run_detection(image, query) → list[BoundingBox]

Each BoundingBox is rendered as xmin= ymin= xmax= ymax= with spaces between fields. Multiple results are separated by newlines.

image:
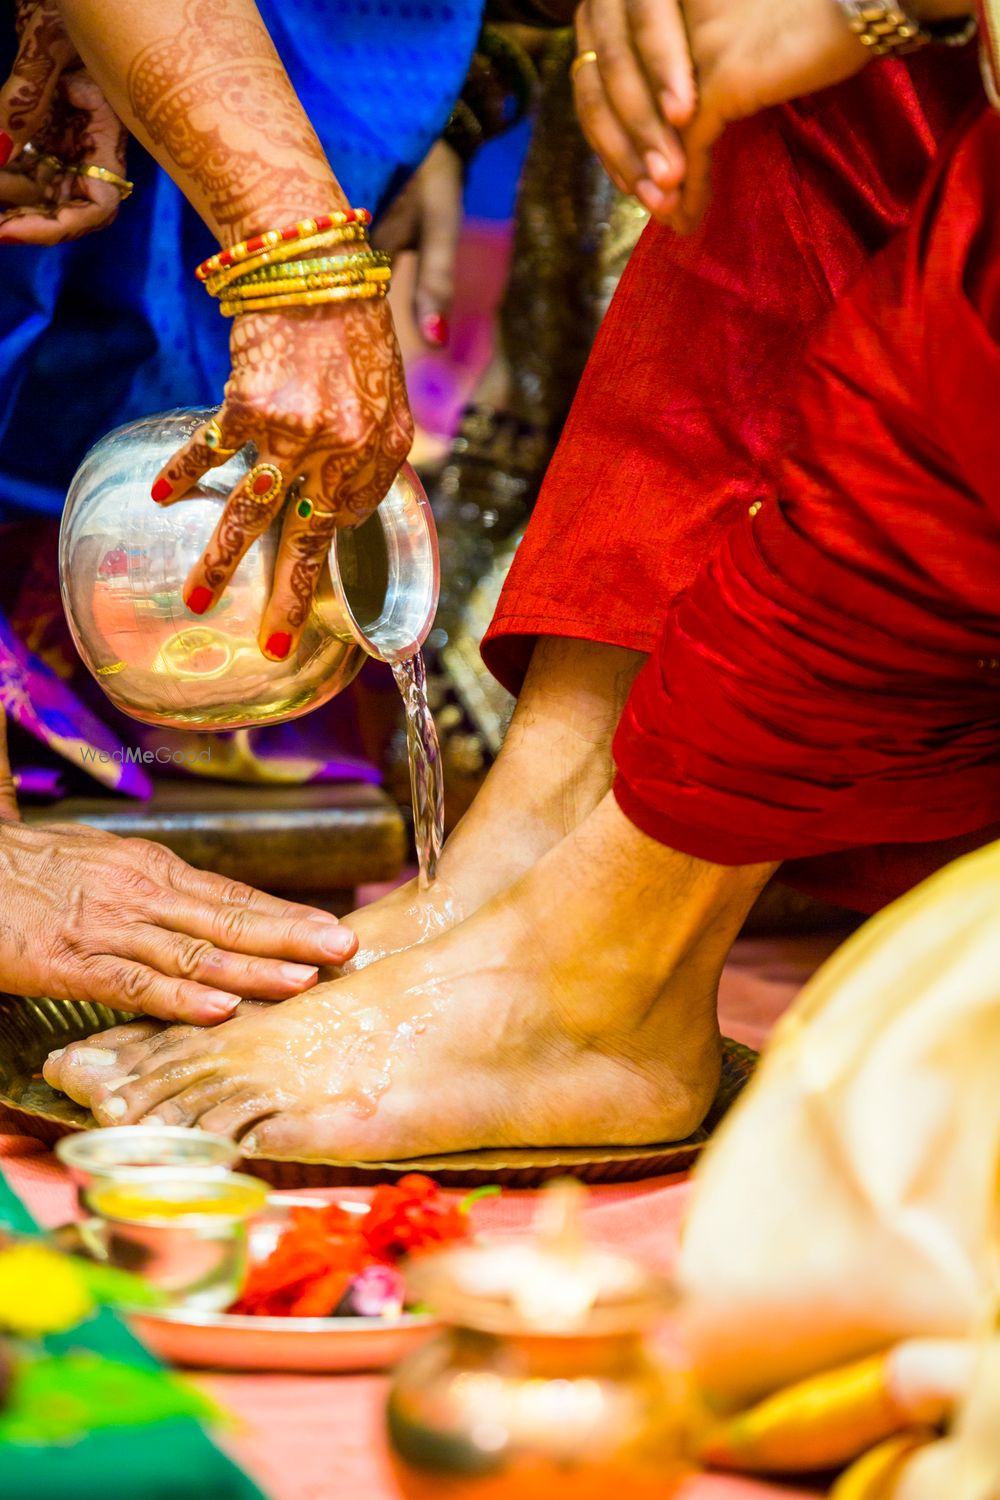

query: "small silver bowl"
xmin=59 ymin=408 xmax=439 ymax=730
xmin=57 ymin=1124 xmax=239 ymax=1212
xmin=84 ymin=1170 xmax=269 ymax=1312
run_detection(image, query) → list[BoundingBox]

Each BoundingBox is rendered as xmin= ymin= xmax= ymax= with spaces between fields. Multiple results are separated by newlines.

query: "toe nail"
xmin=143 ymin=1115 xmax=165 ymax=1125
xmin=73 ymin=1047 xmax=118 ymax=1067
xmin=46 ymin=1048 xmax=65 ymax=1062
xmin=106 ymin=1075 xmax=139 ymax=1091
xmin=100 ymin=1097 xmax=128 ymax=1119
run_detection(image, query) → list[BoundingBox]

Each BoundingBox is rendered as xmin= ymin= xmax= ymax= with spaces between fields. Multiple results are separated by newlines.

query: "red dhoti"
xmin=611 ymin=97 xmax=1000 ymax=896
xmin=482 ymin=50 xmax=989 ymax=911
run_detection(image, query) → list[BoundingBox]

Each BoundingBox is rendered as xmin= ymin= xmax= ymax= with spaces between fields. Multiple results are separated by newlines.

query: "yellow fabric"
xmin=698 ymin=1354 xmax=901 ymax=1473
xmin=679 ymin=839 xmax=1000 ymax=1408
xmin=832 ymin=1433 xmax=937 ymax=1500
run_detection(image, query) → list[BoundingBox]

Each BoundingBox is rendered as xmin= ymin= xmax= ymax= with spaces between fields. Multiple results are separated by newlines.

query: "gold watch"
xmin=836 ymin=0 xmax=976 ymax=55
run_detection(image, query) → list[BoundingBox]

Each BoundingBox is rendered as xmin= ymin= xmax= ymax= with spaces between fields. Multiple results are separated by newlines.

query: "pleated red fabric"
xmin=482 ymin=50 xmax=979 ymax=694
xmin=613 ymin=100 xmax=1000 ymax=886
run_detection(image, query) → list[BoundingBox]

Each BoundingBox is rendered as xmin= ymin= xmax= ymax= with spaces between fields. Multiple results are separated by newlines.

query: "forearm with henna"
xmin=56 ymin=0 xmax=413 ymax=656
xmin=6 ymin=0 xmax=76 ymax=134
xmin=57 ymin=0 xmax=348 ymax=245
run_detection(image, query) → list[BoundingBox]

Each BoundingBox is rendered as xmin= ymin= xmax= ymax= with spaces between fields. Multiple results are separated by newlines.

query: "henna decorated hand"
xmin=373 ymin=140 xmax=464 ymax=348
xmin=151 ymin=298 xmax=414 ymax=661
xmin=0 ymin=0 xmax=129 ymax=243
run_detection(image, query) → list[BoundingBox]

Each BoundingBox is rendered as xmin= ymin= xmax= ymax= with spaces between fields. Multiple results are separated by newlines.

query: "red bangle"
xmin=195 ymin=209 xmax=372 ymax=282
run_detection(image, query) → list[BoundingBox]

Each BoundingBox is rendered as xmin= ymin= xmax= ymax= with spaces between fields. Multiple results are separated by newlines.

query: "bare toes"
xmin=44 ymin=1040 xmax=137 ymax=1104
xmin=134 ymin=1081 xmax=246 ymax=1129
xmin=196 ymin=1091 xmax=283 ymax=1139
xmin=79 ymin=1021 xmax=167 ymax=1049
xmin=242 ymin=1108 xmax=353 ymax=1163
xmin=92 ymin=1059 xmax=220 ymax=1126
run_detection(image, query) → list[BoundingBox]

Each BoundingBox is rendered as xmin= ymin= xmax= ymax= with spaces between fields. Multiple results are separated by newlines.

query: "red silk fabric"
xmin=482 ymin=51 xmax=978 ymax=695
xmin=613 ymin=100 xmax=1000 ymax=879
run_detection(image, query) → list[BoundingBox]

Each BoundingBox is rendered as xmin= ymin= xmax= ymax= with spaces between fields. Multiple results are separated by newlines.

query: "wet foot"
xmin=45 ymin=795 xmax=773 ymax=1159
xmin=341 ymin=639 xmax=647 ymax=969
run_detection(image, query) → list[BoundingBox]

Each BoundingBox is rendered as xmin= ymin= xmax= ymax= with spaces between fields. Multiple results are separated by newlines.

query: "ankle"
xmin=574 ymin=795 xmax=774 ymax=966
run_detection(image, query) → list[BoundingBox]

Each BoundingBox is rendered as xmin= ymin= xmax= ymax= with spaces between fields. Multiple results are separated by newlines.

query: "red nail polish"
xmin=421 ymin=313 xmax=449 ymax=348
xmin=263 ymin=631 xmax=292 ymax=660
xmin=185 ymin=585 xmax=214 ymax=616
xmin=0 ymin=133 xmax=12 ymax=168
xmin=151 ymin=478 xmax=173 ymax=503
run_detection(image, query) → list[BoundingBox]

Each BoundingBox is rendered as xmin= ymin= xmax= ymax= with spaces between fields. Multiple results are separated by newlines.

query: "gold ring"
xmin=294 ymin=496 xmax=339 ymax=523
xmin=34 ymin=150 xmax=64 ymax=183
xmin=245 ymin=462 xmax=285 ymax=507
xmin=202 ymin=417 xmax=240 ymax=459
xmin=70 ymin=162 xmax=134 ymax=199
xmin=570 ymin=49 xmax=599 ymax=81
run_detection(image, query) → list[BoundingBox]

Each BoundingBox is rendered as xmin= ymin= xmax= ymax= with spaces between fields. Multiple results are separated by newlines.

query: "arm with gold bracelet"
xmin=572 ymin=0 xmax=975 ymax=233
xmin=0 ymin=1 xmax=130 ymax=243
xmin=58 ymin=0 xmax=414 ymax=662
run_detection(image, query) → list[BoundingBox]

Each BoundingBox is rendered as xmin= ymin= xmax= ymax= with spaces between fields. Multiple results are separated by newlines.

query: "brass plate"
xmin=129 ymin=1196 xmax=441 ymax=1373
xmin=0 ymin=993 xmax=756 ymax=1188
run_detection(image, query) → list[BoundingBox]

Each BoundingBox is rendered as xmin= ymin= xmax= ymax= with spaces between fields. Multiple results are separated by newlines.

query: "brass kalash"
xmin=60 ymin=408 xmax=439 ymax=731
xmin=387 ymin=1181 xmax=692 ymax=1498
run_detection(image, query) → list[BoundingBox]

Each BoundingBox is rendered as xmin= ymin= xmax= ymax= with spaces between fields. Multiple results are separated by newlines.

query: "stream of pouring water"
xmin=391 ymin=650 xmax=444 ymax=889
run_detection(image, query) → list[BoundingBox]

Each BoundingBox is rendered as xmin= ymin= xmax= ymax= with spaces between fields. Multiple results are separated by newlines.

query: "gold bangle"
xmin=570 ymin=49 xmax=599 ymax=81
xmin=219 ymin=282 xmax=388 ymax=316
xmin=196 ymin=208 xmax=371 ymax=281
xmin=233 ymin=250 xmax=391 ymax=283
xmin=204 ymin=224 xmax=369 ymax=295
xmin=226 ymin=267 xmax=392 ymax=299
xmin=71 ymin=162 xmax=134 ymax=198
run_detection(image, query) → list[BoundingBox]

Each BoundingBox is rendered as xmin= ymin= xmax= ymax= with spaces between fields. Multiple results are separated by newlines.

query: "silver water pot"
xmin=59 ymin=409 xmax=439 ymax=731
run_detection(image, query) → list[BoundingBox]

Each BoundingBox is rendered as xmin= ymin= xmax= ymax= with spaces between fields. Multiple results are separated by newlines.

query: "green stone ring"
xmin=295 ymin=497 xmax=338 ymax=523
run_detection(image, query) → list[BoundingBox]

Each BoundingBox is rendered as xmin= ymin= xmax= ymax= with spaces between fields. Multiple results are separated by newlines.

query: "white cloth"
xmin=679 ymin=840 xmax=1000 ymax=1409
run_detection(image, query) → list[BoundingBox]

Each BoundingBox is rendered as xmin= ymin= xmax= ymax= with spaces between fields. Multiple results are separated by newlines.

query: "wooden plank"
xmin=23 ymin=781 xmax=406 ymax=893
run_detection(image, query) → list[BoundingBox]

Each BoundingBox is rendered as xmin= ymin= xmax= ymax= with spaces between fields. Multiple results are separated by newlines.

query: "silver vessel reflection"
xmin=60 ymin=409 xmax=439 ymax=731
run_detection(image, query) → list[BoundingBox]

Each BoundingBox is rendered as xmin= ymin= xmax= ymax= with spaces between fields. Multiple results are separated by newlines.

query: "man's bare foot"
xmin=45 ymin=795 xmax=773 ymax=1159
xmin=341 ymin=638 xmax=644 ymax=970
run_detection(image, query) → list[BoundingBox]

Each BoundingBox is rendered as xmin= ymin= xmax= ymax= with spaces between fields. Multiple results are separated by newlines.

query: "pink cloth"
xmin=0 ymin=933 xmax=835 ymax=1499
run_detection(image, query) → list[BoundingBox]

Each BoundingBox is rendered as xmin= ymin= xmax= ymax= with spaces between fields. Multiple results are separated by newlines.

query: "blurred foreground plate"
xmin=0 ymin=994 xmax=757 ymax=1188
xmin=125 ymin=1195 xmax=439 ymax=1373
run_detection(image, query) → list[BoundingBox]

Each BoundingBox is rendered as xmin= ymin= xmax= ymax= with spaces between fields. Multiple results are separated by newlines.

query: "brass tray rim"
xmin=0 ymin=994 xmax=755 ymax=1177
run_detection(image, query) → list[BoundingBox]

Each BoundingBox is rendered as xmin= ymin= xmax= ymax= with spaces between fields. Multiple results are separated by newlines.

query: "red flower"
xmin=229 ymin=1179 xmax=472 ymax=1319
xmin=232 ymin=1203 xmax=372 ymax=1318
xmin=361 ymin=1174 xmax=470 ymax=1261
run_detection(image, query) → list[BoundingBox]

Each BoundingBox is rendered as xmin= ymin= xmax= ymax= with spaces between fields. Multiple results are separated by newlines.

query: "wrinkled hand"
xmin=373 ymin=139 xmax=464 ymax=348
xmin=151 ymin=299 xmax=414 ymax=661
xmin=0 ymin=709 xmax=356 ymax=1022
xmin=0 ymin=0 xmax=128 ymax=243
xmin=573 ymin=0 xmax=868 ymax=228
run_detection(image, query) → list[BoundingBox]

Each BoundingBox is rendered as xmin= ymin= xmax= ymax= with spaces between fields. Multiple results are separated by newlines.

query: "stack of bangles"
xmin=195 ymin=208 xmax=391 ymax=316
